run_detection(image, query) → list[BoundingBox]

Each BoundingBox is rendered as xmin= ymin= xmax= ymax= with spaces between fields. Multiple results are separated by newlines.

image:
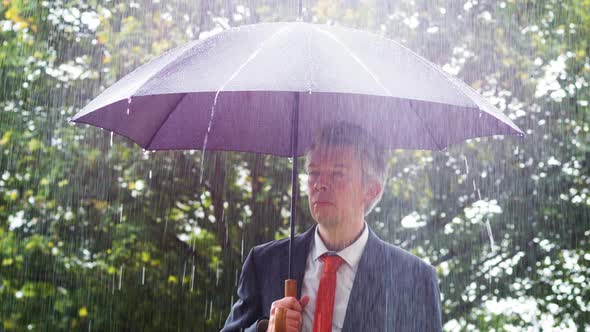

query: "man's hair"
xmin=303 ymin=122 xmax=389 ymax=216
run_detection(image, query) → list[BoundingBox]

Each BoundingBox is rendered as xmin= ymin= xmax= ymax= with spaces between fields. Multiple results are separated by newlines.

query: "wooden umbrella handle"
xmin=275 ymin=279 xmax=297 ymax=332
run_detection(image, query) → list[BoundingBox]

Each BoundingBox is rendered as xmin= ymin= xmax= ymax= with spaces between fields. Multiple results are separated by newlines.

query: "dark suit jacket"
xmin=222 ymin=224 xmax=442 ymax=331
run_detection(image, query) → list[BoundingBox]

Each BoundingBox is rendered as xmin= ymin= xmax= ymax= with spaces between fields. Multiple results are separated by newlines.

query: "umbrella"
xmin=70 ymin=20 xmax=524 ymax=331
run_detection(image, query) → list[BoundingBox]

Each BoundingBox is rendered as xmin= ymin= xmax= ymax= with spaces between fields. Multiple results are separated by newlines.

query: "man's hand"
xmin=266 ymin=296 xmax=310 ymax=332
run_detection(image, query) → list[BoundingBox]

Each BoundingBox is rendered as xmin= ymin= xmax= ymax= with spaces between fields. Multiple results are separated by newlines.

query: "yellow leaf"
xmin=58 ymin=179 xmax=69 ymax=187
xmin=2 ymin=258 xmax=13 ymax=266
xmin=5 ymin=5 xmax=29 ymax=29
xmin=92 ymin=199 xmax=108 ymax=210
xmin=78 ymin=307 xmax=88 ymax=318
xmin=27 ymin=138 xmax=42 ymax=152
xmin=3 ymin=318 xmax=14 ymax=330
xmin=141 ymin=251 xmax=150 ymax=262
xmin=0 ymin=131 xmax=12 ymax=145
xmin=167 ymin=275 xmax=178 ymax=284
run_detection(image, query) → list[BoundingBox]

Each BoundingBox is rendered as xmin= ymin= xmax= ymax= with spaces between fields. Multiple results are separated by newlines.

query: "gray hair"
xmin=303 ymin=122 xmax=389 ymax=216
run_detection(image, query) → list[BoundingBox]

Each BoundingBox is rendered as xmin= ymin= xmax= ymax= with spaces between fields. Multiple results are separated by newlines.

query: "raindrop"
xmin=163 ymin=217 xmax=168 ymax=236
xmin=190 ymin=264 xmax=195 ymax=291
xmin=182 ymin=261 xmax=186 ymax=286
xmin=126 ymin=96 xmax=132 ymax=115
xmin=241 ymin=236 xmax=244 ymax=262
xmin=209 ymin=300 xmax=213 ymax=320
xmin=225 ymin=220 xmax=228 ymax=245
xmin=149 ymin=170 xmax=152 ymax=179
xmin=384 ymin=291 xmax=388 ymax=330
xmin=141 ymin=265 xmax=145 ymax=285
xmin=463 ymin=155 xmax=469 ymax=174
xmin=119 ymin=205 xmax=123 ymax=223
xmin=216 ymin=260 xmax=220 ymax=286
xmin=118 ymin=264 xmax=123 ymax=290
xmin=110 ymin=131 xmax=113 ymax=147
xmin=485 ymin=218 xmax=496 ymax=251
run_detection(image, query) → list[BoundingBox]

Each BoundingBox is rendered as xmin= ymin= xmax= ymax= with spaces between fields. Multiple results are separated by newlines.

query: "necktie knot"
xmin=320 ymin=254 xmax=344 ymax=274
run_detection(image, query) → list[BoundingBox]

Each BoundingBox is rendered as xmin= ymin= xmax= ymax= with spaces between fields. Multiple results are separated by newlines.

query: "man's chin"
xmin=314 ymin=216 xmax=340 ymax=228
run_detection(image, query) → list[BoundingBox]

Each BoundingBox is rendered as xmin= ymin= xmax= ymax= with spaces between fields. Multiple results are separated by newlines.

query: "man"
xmin=222 ymin=122 xmax=442 ymax=332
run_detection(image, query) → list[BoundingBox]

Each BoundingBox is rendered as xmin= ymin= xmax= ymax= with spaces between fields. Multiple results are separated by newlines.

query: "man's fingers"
xmin=285 ymin=309 xmax=302 ymax=320
xmin=272 ymin=308 xmax=302 ymax=322
xmin=269 ymin=308 xmax=301 ymax=332
xmin=271 ymin=297 xmax=303 ymax=312
xmin=268 ymin=296 xmax=309 ymax=331
xmin=300 ymin=295 xmax=310 ymax=309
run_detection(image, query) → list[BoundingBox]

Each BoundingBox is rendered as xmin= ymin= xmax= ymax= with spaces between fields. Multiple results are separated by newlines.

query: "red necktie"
xmin=313 ymin=254 xmax=344 ymax=332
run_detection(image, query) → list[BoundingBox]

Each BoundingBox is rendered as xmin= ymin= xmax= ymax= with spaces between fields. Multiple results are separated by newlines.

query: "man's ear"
xmin=364 ymin=180 xmax=382 ymax=203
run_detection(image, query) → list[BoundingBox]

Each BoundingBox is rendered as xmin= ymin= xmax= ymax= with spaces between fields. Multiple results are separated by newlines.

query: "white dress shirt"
xmin=300 ymin=222 xmax=369 ymax=332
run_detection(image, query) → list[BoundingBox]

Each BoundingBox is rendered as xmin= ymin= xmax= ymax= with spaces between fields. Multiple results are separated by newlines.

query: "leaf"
xmin=27 ymin=138 xmax=42 ymax=152
xmin=0 ymin=131 xmax=12 ymax=145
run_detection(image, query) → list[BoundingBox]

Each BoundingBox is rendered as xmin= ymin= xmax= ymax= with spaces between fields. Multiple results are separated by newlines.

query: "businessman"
xmin=222 ymin=122 xmax=442 ymax=331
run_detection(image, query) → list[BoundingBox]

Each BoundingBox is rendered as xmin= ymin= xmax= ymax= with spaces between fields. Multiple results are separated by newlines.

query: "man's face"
xmin=306 ymin=144 xmax=367 ymax=227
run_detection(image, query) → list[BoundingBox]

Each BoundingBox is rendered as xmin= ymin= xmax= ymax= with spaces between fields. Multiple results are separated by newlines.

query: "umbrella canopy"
xmin=70 ymin=21 xmax=525 ymax=294
xmin=71 ymin=21 xmax=524 ymax=156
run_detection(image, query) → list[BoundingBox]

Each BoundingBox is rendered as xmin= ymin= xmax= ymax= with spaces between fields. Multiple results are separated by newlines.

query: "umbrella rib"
xmin=144 ymin=93 xmax=189 ymax=149
xmin=200 ymin=24 xmax=295 ymax=154
xmin=144 ymin=25 xmax=294 ymax=151
xmin=370 ymin=32 xmax=523 ymax=135
xmin=213 ymin=24 xmax=294 ymax=94
xmin=311 ymin=25 xmax=443 ymax=150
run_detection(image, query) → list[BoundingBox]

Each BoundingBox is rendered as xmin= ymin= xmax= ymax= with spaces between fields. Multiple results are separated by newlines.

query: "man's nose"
xmin=313 ymin=175 xmax=329 ymax=191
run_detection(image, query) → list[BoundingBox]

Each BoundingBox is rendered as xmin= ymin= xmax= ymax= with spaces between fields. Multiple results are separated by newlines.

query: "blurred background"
xmin=0 ymin=0 xmax=588 ymax=330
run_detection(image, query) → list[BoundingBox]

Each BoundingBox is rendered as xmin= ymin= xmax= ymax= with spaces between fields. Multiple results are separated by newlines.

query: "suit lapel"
xmin=341 ymin=226 xmax=386 ymax=332
xmin=277 ymin=224 xmax=388 ymax=330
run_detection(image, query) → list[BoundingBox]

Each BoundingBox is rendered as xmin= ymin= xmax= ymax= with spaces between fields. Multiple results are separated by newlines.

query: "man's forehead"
xmin=307 ymin=145 xmax=359 ymax=166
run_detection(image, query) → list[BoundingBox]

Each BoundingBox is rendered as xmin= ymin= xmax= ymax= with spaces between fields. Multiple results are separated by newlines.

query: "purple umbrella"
xmin=70 ymin=21 xmax=524 ymax=324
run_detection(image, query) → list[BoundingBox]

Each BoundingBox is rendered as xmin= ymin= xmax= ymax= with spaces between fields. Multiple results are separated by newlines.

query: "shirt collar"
xmin=312 ymin=221 xmax=369 ymax=270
